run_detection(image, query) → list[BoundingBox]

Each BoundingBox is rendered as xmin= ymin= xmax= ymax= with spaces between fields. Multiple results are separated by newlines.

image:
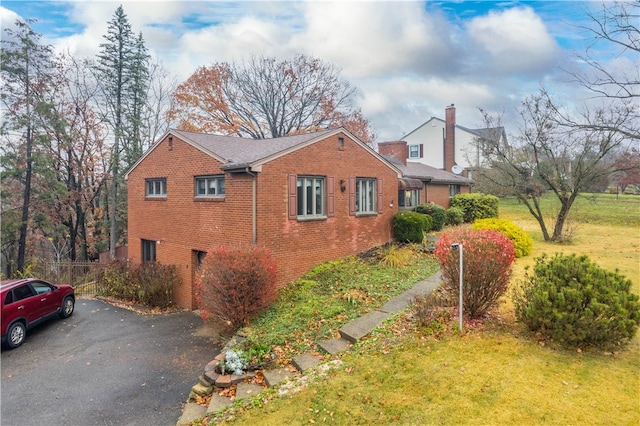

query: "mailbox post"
xmin=451 ymin=243 xmax=463 ymax=331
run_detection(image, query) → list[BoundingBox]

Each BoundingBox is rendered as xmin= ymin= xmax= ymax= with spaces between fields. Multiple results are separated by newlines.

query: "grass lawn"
xmin=202 ymin=194 xmax=640 ymax=426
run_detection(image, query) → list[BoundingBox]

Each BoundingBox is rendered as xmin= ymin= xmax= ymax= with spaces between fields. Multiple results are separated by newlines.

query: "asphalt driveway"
xmin=1 ymin=298 xmax=222 ymax=426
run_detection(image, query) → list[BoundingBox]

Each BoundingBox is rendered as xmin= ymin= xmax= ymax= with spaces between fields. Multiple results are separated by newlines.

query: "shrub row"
xmin=95 ymin=260 xmax=178 ymax=308
xmin=450 ymin=193 xmax=499 ymax=223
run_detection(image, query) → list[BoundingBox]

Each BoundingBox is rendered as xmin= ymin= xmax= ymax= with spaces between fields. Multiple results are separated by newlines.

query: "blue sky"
xmin=0 ymin=1 xmax=621 ymax=141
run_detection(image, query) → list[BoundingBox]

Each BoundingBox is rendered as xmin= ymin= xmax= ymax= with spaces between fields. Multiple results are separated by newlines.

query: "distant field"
xmin=499 ymin=193 xmax=640 ymax=227
xmin=499 ymin=193 xmax=640 ymax=295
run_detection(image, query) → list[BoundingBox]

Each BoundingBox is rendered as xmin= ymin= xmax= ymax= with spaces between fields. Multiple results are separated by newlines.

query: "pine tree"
xmin=1 ymin=19 xmax=55 ymax=275
xmin=95 ymin=5 xmax=149 ymax=259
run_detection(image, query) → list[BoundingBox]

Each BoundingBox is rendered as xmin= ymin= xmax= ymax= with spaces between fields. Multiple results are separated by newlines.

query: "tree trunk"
xmin=17 ymin=122 xmax=33 ymax=273
xmin=109 ymin=135 xmax=119 ymax=259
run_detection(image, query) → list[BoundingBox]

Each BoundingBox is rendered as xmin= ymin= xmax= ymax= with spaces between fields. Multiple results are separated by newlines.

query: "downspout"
xmin=245 ymin=168 xmax=257 ymax=244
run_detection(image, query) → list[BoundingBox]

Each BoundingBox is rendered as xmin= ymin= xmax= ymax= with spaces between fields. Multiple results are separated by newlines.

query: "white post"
xmin=459 ymin=243 xmax=463 ymax=331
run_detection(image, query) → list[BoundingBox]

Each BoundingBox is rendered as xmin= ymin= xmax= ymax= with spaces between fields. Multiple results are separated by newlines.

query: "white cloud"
xmin=466 ymin=7 xmax=560 ymax=74
xmin=293 ymin=1 xmax=457 ymax=78
xmin=2 ymin=1 xmax=598 ymax=142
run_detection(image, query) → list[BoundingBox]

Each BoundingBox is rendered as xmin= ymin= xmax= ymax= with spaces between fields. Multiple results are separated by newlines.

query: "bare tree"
xmin=168 ymin=54 xmax=375 ymax=143
xmin=140 ymin=59 xmax=176 ymax=147
xmin=37 ymin=53 xmax=109 ymax=261
xmin=477 ymin=90 xmax=631 ymax=242
xmin=567 ymin=0 xmax=639 ymax=140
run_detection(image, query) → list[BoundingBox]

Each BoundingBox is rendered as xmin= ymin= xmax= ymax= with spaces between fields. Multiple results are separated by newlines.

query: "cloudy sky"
xmin=0 ymin=1 xmax=621 ymax=141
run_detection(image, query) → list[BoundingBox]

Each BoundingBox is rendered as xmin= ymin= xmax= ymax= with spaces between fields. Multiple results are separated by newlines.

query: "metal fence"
xmin=34 ymin=261 xmax=102 ymax=297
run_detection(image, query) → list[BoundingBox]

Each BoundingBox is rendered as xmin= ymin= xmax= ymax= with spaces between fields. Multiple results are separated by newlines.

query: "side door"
xmin=6 ymin=284 xmax=38 ymax=324
xmin=30 ymin=281 xmax=60 ymax=319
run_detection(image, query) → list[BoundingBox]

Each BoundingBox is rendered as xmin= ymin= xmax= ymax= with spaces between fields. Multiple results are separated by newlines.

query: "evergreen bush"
xmin=393 ymin=211 xmax=432 ymax=243
xmin=450 ymin=193 xmax=499 ymax=223
xmin=472 ymin=218 xmax=533 ymax=257
xmin=513 ymin=253 xmax=640 ymax=347
xmin=196 ymin=245 xmax=278 ymax=330
xmin=445 ymin=206 xmax=464 ymax=226
xmin=434 ymin=227 xmax=515 ymax=318
xmin=416 ymin=203 xmax=447 ymax=231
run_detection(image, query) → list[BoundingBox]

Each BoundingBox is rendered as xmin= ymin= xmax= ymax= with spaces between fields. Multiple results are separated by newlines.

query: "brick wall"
xmin=377 ymin=141 xmax=408 ymax=165
xmin=425 ymin=183 xmax=470 ymax=208
xmin=127 ymin=132 xmax=399 ymax=309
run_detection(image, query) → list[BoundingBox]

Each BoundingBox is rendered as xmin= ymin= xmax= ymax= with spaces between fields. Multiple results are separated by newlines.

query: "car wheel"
xmin=7 ymin=322 xmax=26 ymax=349
xmin=59 ymin=296 xmax=75 ymax=318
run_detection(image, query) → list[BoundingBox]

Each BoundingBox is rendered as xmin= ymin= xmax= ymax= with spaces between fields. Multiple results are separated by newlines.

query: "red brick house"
xmin=378 ymin=140 xmax=472 ymax=209
xmin=125 ymin=128 xmax=403 ymax=309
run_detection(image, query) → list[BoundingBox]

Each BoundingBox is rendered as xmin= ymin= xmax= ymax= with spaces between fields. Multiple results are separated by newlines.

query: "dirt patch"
xmin=193 ymin=320 xmax=229 ymax=343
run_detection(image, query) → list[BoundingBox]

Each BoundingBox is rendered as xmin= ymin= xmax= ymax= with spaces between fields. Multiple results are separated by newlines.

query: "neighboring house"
xmin=378 ymin=141 xmax=472 ymax=209
xmin=125 ymin=128 xmax=403 ymax=309
xmin=401 ymin=104 xmax=507 ymax=179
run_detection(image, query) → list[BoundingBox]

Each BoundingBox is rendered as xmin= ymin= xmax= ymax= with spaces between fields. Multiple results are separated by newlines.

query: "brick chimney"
xmin=378 ymin=141 xmax=408 ymax=166
xmin=444 ymin=104 xmax=456 ymax=172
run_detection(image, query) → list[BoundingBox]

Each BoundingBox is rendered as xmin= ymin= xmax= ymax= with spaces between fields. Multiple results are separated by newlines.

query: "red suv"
xmin=1 ymin=278 xmax=75 ymax=349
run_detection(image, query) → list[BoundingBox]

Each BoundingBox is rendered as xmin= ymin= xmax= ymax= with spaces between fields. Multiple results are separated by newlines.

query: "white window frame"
xmin=195 ymin=175 xmax=225 ymax=198
xmin=449 ymin=184 xmax=461 ymax=197
xmin=146 ymin=178 xmax=166 ymax=197
xmin=297 ymin=176 xmax=326 ymax=219
xmin=409 ymin=144 xmax=420 ymax=158
xmin=356 ymin=178 xmax=376 ymax=214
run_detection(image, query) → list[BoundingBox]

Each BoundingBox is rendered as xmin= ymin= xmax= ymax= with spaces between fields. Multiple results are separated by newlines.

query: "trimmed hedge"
xmin=393 ymin=211 xmax=432 ymax=243
xmin=450 ymin=193 xmax=499 ymax=223
xmin=445 ymin=207 xmax=464 ymax=226
xmin=416 ymin=203 xmax=447 ymax=231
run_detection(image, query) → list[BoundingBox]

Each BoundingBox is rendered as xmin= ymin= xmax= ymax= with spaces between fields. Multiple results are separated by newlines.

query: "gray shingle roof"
xmin=171 ymin=128 xmax=336 ymax=169
xmin=403 ymin=162 xmax=472 ymax=184
xmin=381 ymin=155 xmax=472 ymax=184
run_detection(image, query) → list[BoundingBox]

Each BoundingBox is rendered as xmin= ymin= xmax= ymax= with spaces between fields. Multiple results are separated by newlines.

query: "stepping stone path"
xmin=177 ymin=271 xmax=442 ymax=425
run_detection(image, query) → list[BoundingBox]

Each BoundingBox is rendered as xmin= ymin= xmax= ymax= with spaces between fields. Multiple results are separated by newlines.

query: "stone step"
xmin=339 ymin=310 xmax=389 ymax=343
xmin=235 ymin=382 xmax=265 ymax=400
xmin=292 ymin=352 xmax=323 ymax=372
xmin=206 ymin=393 xmax=233 ymax=415
xmin=317 ymin=338 xmax=351 ymax=355
xmin=177 ymin=402 xmax=207 ymax=425
xmin=262 ymin=368 xmax=297 ymax=388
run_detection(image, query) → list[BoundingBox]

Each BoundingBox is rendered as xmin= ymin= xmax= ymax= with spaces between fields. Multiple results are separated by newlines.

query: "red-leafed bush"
xmin=434 ymin=227 xmax=516 ymax=318
xmin=195 ymin=245 xmax=278 ymax=330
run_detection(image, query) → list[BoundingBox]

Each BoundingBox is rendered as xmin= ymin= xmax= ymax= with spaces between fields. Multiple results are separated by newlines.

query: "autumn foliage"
xmin=167 ymin=54 xmax=376 ymax=144
xmin=196 ymin=245 xmax=278 ymax=330
xmin=434 ymin=228 xmax=515 ymax=319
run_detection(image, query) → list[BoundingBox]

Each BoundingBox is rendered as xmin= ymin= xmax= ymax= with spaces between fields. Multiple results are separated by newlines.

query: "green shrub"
xmin=472 ymin=218 xmax=533 ymax=257
xmin=450 ymin=193 xmax=499 ymax=223
xmin=445 ymin=207 xmax=464 ymax=226
xmin=434 ymin=227 xmax=516 ymax=319
xmin=393 ymin=211 xmax=432 ymax=243
xmin=513 ymin=253 xmax=640 ymax=348
xmin=416 ymin=203 xmax=447 ymax=231
xmin=196 ymin=245 xmax=278 ymax=330
xmin=95 ymin=260 xmax=177 ymax=308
